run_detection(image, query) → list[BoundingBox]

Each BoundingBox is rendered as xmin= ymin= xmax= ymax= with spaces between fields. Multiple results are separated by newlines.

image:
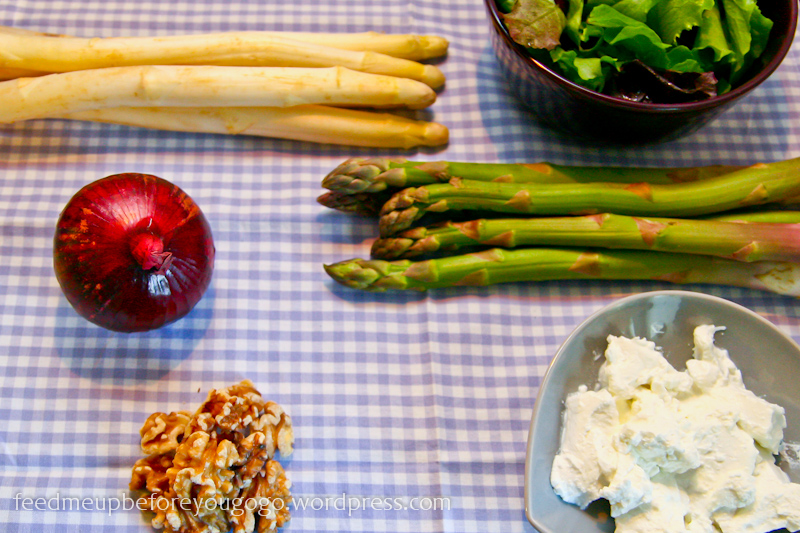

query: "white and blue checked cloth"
xmin=1 ymin=1 xmax=800 ymax=532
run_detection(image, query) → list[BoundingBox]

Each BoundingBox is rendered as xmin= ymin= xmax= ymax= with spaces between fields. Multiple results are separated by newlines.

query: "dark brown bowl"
xmin=486 ymin=0 xmax=798 ymax=144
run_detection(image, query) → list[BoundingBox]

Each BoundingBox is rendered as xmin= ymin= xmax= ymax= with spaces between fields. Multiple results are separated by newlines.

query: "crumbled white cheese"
xmin=550 ymin=387 xmax=625 ymax=510
xmin=714 ymin=452 xmax=800 ymax=533
xmin=598 ymin=335 xmax=693 ymax=399
xmin=550 ymin=325 xmax=799 ymax=533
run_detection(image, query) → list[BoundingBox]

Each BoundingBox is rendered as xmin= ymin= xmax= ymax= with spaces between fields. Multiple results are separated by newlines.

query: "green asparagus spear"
xmin=378 ymin=159 xmax=800 ymax=236
xmin=317 ymin=190 xmax=392 ymax=216
xmin=321 ymin=157 xmax=743 ymax=195
xmin=370 ymin=212 xmax=800 ymax=261
xmin=324 ymin=247 xmax=800 ymax=295
xmin=704 ymin=210 xmax=800 ymax=223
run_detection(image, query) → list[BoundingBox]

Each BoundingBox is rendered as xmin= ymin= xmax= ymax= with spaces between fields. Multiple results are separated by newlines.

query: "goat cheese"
xmin=550 ymin=325 xmax=800 ymax=533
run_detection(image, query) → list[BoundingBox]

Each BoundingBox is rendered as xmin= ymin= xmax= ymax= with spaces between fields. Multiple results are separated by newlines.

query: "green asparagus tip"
xmin=317 ymin=191 xmax=386 ymax=216
xmin=324 ymin=260 xmax=382 ymax=290
xmin=322 ymin=157 xmax=390 ymax=194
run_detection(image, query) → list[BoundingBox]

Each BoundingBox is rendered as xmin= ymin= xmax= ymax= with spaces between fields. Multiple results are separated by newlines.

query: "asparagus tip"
xmin=418 ymin=35 xmax=449 ymax=58
xmin=421 ymin=121 xmax=449 ymax=147
xmin=317 ymin=191 xmax=383 ymax=216
xmin=422 ymin=65 xmax=446 ymax=90
xmin=324 ymin=259 xmax=386 ymax=291
xmin=379 ymin=206 xmax=421 ymax=236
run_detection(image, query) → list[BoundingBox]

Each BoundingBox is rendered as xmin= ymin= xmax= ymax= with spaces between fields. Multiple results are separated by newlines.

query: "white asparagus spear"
xmin=0 ymin=25 xmax=67 ymax=36
xmin=0 ymin=66 xmax=46 ymax=80
xmin=0 ymin=65 xmax=437 ymax=124
xmin=58 ymin=105 xmax=449 ymax=148
xmin=0 ymin=30 xmax=445 ymax=88
xmin=265 ymin=31 xmax=448 ymax=60
xmin=0 ymin=26 xmax=449 ymax=61
xmin=0 ymin=28 xmax=50 ymax=79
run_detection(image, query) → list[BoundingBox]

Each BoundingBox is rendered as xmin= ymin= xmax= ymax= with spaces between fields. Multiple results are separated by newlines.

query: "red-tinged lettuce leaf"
xmin=647 ymin=0 xmax=714 ymax=44
xmin=611 ymin=59 xmax=718 ymax=102
xmin=502 ymin=0 xmax=567 ymax=50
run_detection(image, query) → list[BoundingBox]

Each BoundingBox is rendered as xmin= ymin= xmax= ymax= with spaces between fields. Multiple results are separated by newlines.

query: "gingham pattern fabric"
xmin=1 ymin=1 xmax=799 ymax=532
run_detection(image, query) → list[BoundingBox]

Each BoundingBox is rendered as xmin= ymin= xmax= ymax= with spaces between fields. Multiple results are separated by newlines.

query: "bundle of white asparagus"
xmin=0 ymin=25 xmax=449 ymax=148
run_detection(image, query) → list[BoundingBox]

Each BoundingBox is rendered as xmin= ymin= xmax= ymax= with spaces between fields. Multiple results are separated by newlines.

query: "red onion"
xmin=53 ymin=173 xmax=215 ymax=332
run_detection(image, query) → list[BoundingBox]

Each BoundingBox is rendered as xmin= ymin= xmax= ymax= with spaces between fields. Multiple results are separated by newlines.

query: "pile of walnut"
xmin=130 ymin=380 xmax=294 ymax=533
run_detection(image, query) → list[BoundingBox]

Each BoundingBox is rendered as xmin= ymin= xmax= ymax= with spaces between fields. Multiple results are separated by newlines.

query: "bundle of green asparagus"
xmin=318 ymin=157 xmax=800 ymax=295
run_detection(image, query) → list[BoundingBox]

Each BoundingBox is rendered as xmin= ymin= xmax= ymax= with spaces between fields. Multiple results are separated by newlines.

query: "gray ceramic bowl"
xmin=486 ymin=0 xmax=798 ymax=143
xmin=525 ymin=290 xmax=800 ymax=533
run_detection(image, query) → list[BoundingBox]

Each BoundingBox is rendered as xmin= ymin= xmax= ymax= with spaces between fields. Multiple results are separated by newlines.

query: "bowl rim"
xmin=523 ymin=289 xmax=800 ymax=531
xmin=486 ymin=0 xmax=799 ymax=113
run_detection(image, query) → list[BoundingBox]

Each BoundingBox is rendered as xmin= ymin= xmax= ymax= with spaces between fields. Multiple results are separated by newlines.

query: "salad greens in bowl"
xmin=486 ymin=0 xmax=797 ymax=142
xmin=500 ymin=0 xmax=774 ymax=103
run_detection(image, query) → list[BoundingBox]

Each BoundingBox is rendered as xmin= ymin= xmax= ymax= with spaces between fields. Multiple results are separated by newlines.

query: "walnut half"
xmin=140 ymin=411 xmax=192 ymax=455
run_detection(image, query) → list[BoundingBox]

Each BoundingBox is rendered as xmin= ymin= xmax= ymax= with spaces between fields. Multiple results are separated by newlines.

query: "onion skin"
xmin=53 ymin=173 xmax=215 ymax=332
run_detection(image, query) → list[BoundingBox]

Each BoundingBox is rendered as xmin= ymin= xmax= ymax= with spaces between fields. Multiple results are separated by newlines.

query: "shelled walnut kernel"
xmin=130 ymin=380 xmax=293 ymax=533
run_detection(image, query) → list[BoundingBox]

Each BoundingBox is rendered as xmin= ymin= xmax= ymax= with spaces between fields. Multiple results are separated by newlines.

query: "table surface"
xmin=2 ymin=1 xmax=800 ymax=532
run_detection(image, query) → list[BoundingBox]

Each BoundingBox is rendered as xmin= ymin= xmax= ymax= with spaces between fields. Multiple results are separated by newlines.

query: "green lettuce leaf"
xmin=719 ymin=0 xmax=755 ymax=71
xmin=647 ymin=0 xmax=714 ymax=44
xmin=720 ymin=0 xmax=773 ymax=83
xmin=609 ymin=0 xmax=661 ymax=22
xmin=497 ymin=0 xmax=518 ymax=12
xmin=563 ymin=0 xmax=585 ymax=45
xmin=586 ymin=0 xmax=616 ymax=8
xmin=747 ymin=5 xmax=773 ymax=62
xmin=550 ymin=48 xmax=619 ymax=91
xmin=502 ymin=0 xmax=567 ymax=50
xmin=578 ymin=21 xmax=606 ymax=43
xmin=587 ymin=5 xmax=706 ymax=72
xmin=587 ymin=5 xmax=667 ymax=46
xmin=694 ymin=3 xmax=733 ymax=62
xmin=665 ymin=46 xmax=706 ymax=72
xmin=587 ymin=6 xmax=669 ymax=66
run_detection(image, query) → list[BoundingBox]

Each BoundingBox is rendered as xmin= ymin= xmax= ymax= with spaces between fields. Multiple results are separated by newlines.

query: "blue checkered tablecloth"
xmin=1 ymin=1 xmax=800 ymax=532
